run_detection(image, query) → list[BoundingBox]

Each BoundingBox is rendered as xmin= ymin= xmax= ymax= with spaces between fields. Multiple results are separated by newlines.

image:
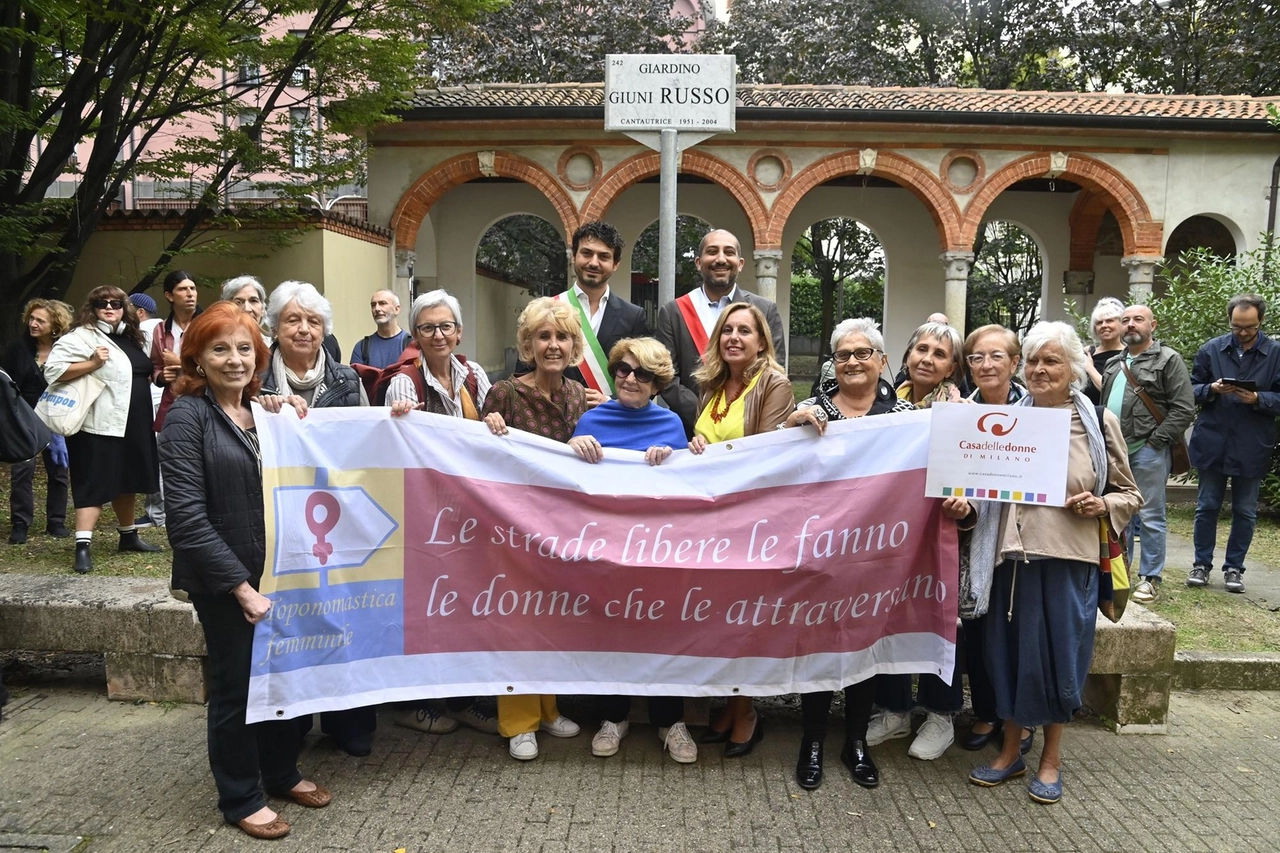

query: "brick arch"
xmin=961 ymin=153 xmax=1161 ymax=257
xmin=766 ymin=151 xmax=962 ymax=251
xmin=1068 ymin=190 xmax=1114 ymax=269
xmin=390 ymin=151 xmax=579 ymax=252
xmin=580 ymin=150 xmax=770 ymax=249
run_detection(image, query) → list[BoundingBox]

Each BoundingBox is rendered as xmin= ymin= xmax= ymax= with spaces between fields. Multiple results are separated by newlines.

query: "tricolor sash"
xmin=676 ymin=292 xmax=711 ymax=357
xmin=558 ymin=289 xmax=613 ymax=395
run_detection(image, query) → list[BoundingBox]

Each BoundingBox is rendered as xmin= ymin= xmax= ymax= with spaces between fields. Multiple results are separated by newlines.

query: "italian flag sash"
xmin=676 ymin=292 xmax=711 ymax=358
xmin=559 ymin=289 xmax=614 ymax=395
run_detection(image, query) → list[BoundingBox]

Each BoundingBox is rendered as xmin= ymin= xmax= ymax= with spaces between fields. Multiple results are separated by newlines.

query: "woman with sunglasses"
xmin=566 ymin=337 xmax=694 ymax=764
xmin=44 ymin=286 xmax=163 ymax=573
xmin=779 ymin=318 xmax=913 ymax=791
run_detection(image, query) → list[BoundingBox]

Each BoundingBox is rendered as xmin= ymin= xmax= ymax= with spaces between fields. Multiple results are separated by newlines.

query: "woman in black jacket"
xmin=161 ymin=302 xmax=331 ymax=841
xmin=4 ymin=299 xmax=72 ymax=544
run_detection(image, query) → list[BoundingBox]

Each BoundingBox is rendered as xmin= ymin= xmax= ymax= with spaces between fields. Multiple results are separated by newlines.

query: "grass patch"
xmin=0 ymin=466 xmax=168 ymax=579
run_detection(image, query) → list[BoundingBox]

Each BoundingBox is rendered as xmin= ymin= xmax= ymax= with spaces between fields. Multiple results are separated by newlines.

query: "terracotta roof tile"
xmin=406 ymin=83 xmax=1276 ymax=124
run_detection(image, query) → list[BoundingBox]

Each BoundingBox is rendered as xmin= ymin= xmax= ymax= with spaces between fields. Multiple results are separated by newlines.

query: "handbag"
xmin=0 ymin=367 xmax=51 ymax=463
xmin=1119 ymin=361 xmax=1191 ymax=475
xmin=1093 ymin=405 xmax=1133 ymax=622
xmin=35 ymin=371 xmax=106 ymax=436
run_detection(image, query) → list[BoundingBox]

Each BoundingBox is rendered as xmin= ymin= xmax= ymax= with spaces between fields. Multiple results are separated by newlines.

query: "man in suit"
xmin=657 ymin=228 xmax=786 ymax=434
xmin=553 ymin=220 xmax=650 ymax=406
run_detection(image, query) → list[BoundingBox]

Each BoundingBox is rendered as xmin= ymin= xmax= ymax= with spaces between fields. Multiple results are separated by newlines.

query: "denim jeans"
xmin=1194 ymin=468 xmax=1261 ymax=572
xmin=1126 ymin=443 xmax=1170 ymax=581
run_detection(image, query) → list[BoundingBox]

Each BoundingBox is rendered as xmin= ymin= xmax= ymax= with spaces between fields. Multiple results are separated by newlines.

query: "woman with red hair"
xmin=161 ymin=302 xmax=330 ymax=840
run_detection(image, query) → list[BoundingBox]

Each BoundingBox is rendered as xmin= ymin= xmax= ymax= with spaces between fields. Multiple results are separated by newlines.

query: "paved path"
xmin=2 ymin=680 xmax=1279 ymax=853
xmin=1165 ymin=530 xmax=1280 ymax=608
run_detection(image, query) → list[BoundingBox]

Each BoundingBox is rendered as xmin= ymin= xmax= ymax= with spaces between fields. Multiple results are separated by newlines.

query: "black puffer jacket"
xmin=259 ymin=350 xmax=363 ymax=409
xmin=160 ymin=392 xmax=265 ymax=595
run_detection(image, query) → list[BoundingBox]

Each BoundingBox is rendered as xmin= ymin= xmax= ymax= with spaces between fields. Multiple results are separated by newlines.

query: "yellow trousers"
xmin=497 ymin=694 xmax=561 ymax=738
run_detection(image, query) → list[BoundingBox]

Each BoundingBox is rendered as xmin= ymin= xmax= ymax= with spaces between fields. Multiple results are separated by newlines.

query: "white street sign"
xmin=605 ymin=54 xmax=736 ymax=133
xmin=272 ymin=484 xmax=398 ymax=575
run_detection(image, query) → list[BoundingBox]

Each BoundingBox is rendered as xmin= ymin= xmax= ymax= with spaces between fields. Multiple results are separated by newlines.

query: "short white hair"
xmin=1089 ymin=297 xmax=1125 ymax=341
xmin=409 ymin=289 xmax=463 ymax=330
xmin=1022 ymin=321 xmax=1088 ymax=389
xmin=373 ymin=289 xmax=400 ymax=308
xmin=831 ymin=317 xmax=885 ymax=353
xmin=267 ymin=280 xmax=333 ymax=335
xmin=221 ymin=275 xmax=265 ymax=303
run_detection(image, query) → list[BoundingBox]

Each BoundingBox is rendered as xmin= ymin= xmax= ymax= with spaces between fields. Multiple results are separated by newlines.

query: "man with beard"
xmin=1099 ymin=303 xmax=1194 ymax=603
xmin=656 ymin=228 xmax=785 ymax=434
xmin=351 ymin=290 xmax=412 ymax=370
xmin=1188 ymin=294 xmax=1280 ymax=594
xmin=545 ymin=221 xmax=649 ymax=407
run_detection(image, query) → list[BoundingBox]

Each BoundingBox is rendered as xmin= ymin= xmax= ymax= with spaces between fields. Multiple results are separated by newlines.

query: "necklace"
xmin=709 ymin=382 xmax=746 ymax=423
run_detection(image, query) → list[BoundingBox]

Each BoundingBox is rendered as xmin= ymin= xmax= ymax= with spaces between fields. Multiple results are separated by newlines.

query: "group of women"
xmin=7 ymin=274 xmax=1140 ymax=837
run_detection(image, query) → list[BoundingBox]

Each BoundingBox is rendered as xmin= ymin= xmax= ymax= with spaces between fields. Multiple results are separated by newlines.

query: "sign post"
xmin=605 ymin=55 xmax=736 ymax=307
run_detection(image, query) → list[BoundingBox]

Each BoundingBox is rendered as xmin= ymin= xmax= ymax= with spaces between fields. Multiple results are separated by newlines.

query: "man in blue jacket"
xmin=1187 ymin=294 xmax=1280 ymax=594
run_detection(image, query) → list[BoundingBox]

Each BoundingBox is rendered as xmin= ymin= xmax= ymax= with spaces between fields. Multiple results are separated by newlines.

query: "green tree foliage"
xmin=422 ymin=0 xmax=699 ymax=84
xmin=630 ymin=215 xmax=713 ymax=297
xmin=475 ymin=214 xmax=568 ymax=296
xmin=789 ymin=218 xmax=884 ymax=351
xmin=0 ymin=0 xmax=493 ymax=336
xmin=966 ymin=221 xmax=1042 ymax=336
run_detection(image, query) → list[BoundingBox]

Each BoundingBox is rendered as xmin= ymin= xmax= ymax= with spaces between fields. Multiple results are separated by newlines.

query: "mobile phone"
xmin=1220 ymin=378 xmax=1258 ymax=392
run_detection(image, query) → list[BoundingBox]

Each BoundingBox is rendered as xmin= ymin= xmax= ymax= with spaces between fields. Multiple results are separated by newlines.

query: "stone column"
xmin=753 ymin=249 xmax=783 ymax=302
xmin=395 ymin=248 xmax=416 ymax=303
xmin=940 ymin=251 xmax=975 ymax=331
xmin=1121 ymin=255 xmax=1163 ymax=304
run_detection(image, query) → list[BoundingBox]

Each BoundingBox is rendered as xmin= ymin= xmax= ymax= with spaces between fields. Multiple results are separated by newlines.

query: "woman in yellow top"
xmin=688 ymin=301 xmax=795 ymax=756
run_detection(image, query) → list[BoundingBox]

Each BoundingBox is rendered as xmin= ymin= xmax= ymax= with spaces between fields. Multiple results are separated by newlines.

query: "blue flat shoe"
xmin=1020 ymin=726 xmax=1036 ymax=755
xmin=968 ymin=757 xmax=1026 ymax=787
xmin=1028 ymin=771 xmax=1063 ymax=804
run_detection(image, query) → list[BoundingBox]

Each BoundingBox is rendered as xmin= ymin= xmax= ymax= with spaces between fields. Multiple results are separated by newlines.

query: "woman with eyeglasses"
xmin=1082 ymin=297 xmax=1125 ymax=403
xmin=780 ymin=318 xmax=912 ymax=791
xmin=44 ymin=286 xmax=164 ymax=573
xmin=957 ymin=326 xmax=1035 ymax=757
xmin=566 ymin=337 xmax=694 ymax=764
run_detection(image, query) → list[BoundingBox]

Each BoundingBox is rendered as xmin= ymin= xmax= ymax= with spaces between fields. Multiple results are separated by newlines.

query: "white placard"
xmin=604 ymin=54 xmax=735 ymax=132
xmin=924 ymin=403 xmax=1072 ymax=506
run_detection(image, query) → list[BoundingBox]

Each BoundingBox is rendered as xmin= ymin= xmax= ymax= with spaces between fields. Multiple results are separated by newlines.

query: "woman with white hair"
xmin=226 ymin=274 xmax=342 ymax=360
xmin=954 ymin=321 xmax=1140 ymax=804
xmin=1083 ymin=296 xmax=1125 ymax=402
xmin=386 ymin=290 xmax=491 ymax=418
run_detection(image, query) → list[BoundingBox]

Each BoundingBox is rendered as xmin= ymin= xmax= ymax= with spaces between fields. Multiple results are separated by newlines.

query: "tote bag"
xmin=35 ymin=371 xmax=106 ymax=436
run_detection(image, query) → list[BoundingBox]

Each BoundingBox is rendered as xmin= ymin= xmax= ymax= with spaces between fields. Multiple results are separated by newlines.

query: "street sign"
xmin=272 ymin=481 xmax=398 ymax=577
xmin=605 ymin=54 xmax=736 ymax=133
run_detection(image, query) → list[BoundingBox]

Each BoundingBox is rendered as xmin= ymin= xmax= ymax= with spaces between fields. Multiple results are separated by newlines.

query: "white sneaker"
xmin=393 ymin=707 xmax=459 ymax=735
xmin=907 ymin=711 xmax=955 ymax=760
xmin=446 ymin=704 xmax=499 ymax=735
xmin=865 ymin=709 xmax=913 ymax=746
xmin=1132 ymin=579 xmax=1158 ymax=603
xmin=509 ymin=731 xmax=538 ymax=760
xmin=591 ymin=720 xmax=629 ymax=756
xmin=539 ymin=715 xmax=580 ymax=738
xmin=659 ymin=722 xmax=697 ymax=764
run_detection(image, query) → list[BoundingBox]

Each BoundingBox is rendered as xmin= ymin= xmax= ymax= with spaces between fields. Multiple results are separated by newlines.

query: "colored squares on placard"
xmin=1000 ymin=490 xmax=1011 ymax=499
xmin=965 ymin=488 xmax=975 ymax=496
xmin=942 ymin=487 xmax=953 ymax=496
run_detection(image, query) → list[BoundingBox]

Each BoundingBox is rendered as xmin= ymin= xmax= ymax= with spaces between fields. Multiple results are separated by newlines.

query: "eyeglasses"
xmin=92 ymin=299 xmax=125 ymax=310
xmin=966 ymin=351 xmax=1011 ymax=366
xmin=611 ymin=362 xmax=656 ymax=384
xmin=414 ymin=321 xmax=457 ymax=337
xmin=1230 ymin=324 xmax=1260 ymax=333
xmin=833 ymin=347 xmax=881 ymax=364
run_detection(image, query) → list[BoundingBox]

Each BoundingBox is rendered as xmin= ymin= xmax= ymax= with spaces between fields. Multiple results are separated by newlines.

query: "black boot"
xmin=118 ymin=530 xmax=162 ymax=553
xmin=840 ymin=739 xmax=880 ymax=788
xmin=73 ymin=541 xmax=93 ymax=574
xmin=8 ymin=525 xmax=27 ymax=545
xmin=796 ymin=740 xmax=823 ymax=790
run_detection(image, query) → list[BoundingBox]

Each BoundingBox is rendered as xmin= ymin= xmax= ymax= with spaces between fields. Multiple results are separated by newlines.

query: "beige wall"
xmin=319 ymin=231 xmax=393 ymax=356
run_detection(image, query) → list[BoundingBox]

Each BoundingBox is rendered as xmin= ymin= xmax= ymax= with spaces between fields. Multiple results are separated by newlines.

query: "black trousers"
xmin=598 ymin=695 xmax=683 ymax=729
xmin=800 ymin=680 xmax=876 ymax=743
xmin=874 ymin=664 xmax=963 ymax=715
xmin=962 ymin=614 xmax=998 ymax=723
xmin=9 ymin=450 xmax=68 ymax=529
xmin=191 ymin=593 xmax=303 ymax=824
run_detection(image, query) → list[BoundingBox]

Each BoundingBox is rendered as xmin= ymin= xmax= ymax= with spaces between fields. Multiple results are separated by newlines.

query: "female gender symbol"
xmin=305 ymin=491 xmax=342 ymax=565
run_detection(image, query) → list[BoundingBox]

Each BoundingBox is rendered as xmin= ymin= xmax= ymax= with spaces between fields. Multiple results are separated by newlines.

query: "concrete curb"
xmin=1174 ymin=649 xmax=1280 ymax=690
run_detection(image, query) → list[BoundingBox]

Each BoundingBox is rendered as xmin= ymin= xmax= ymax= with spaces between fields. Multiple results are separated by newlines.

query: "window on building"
xmin=288 ymin=30 xmax=311 ymax=86
xmin=290 ymin=107 xmax=312 ymax=169
xmin=238 ymin=60 xmax=261 ymax=86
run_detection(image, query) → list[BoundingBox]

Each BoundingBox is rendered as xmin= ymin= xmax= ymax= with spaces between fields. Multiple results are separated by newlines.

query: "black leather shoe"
xmin=46 ymin=522 xmax=70 ymax=538
xmin=796 ymin=740 xmax=823 ymax=790
xmin=840 ymin=739 xmax=880 ymax=788
xmin=1020 ymin=727 xmax=1036 ymax=755
xmin=724 ymin=717 xmax=764 ymax=758
xmin=960 ymin=721 xmax=1002 ymax=751
xmin=8 ymin=525 xmax=27 ymax=545
xmin=700 ymin=717 xmax=731 ymax=743
xmin=118 ymin=530 xmax=162 ymax=553
xmin=73 ymin=541 xmax=92 ymax=574
xmin=338 ymin=732 xmax=373 ymax=757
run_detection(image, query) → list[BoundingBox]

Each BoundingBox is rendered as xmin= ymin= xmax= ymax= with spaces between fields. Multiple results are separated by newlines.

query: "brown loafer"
xmin=235 ymin=816 xmax=291 ymax=840
xmin=284 ymin=782 xmax=331 ymax=808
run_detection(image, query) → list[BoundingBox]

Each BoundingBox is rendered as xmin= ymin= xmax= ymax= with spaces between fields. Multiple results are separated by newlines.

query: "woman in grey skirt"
xmin=949 ymin=321 xmax=1141 ymax=804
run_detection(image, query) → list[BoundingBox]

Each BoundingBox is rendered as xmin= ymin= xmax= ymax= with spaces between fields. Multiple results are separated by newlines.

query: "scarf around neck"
xmin=273 ymin=345 xmax=326 ymax=399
